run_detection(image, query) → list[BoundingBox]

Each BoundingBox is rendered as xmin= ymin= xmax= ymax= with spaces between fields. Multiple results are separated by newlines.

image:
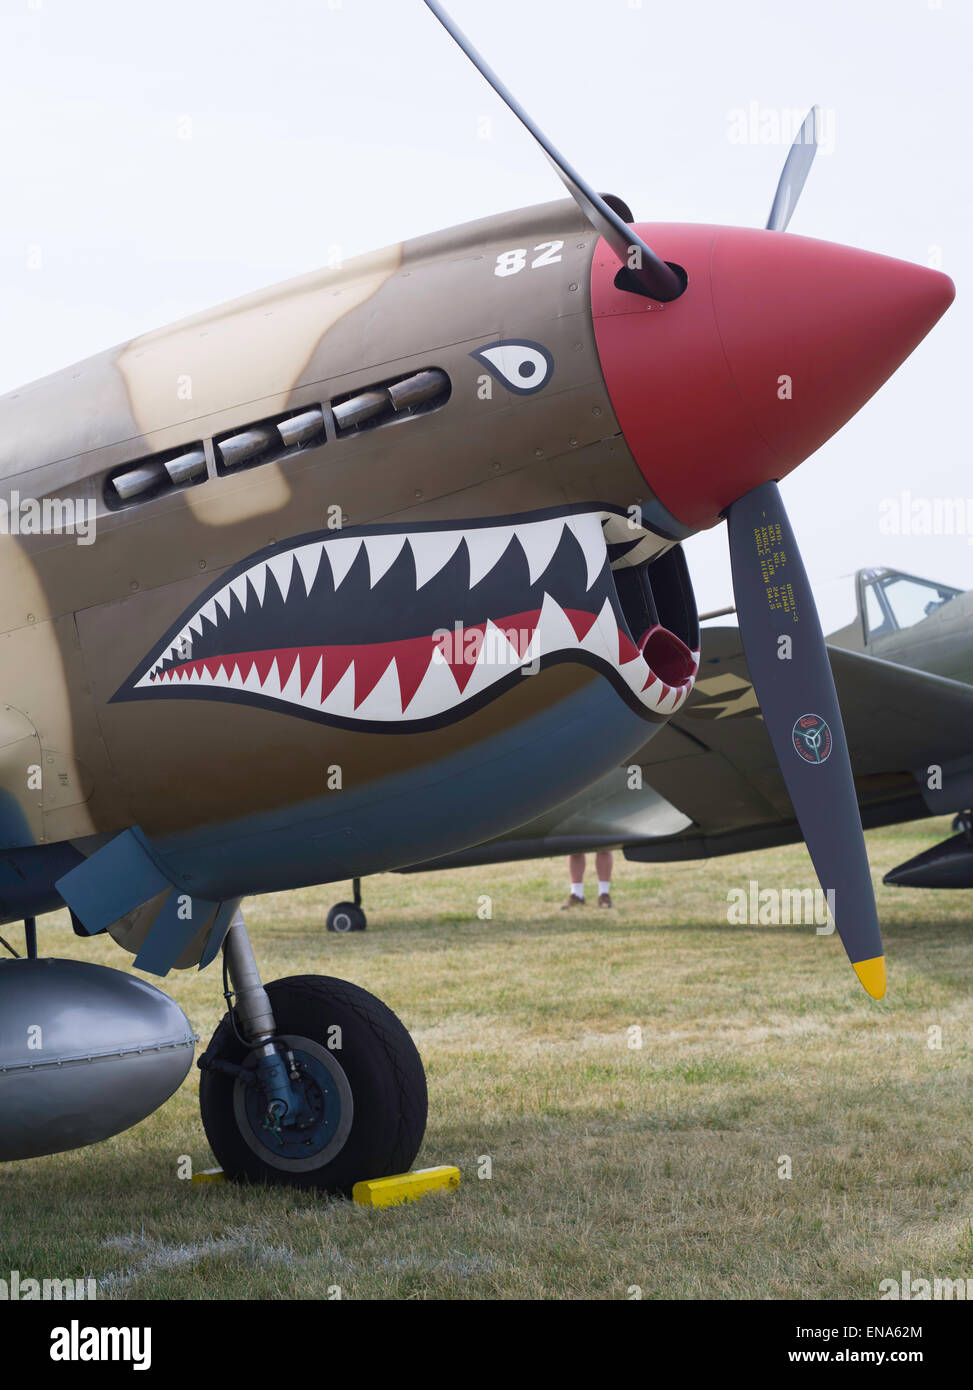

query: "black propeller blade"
xmin=726 ymin=481 xmax=885 ymax=998
xmin=425 ymin=6 xmax=868 ymax=991
xmin=423 ymin=0 xmax=684 ymax=303
xmin=766 ymin=106 xmax=820 ymax=232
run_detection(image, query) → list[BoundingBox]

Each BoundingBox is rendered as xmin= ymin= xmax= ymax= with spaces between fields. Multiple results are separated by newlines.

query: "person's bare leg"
xmin=561 ymin=853 xmax=587 ymax=908
xmin=595 ymin=850 xmax=614 ymax=907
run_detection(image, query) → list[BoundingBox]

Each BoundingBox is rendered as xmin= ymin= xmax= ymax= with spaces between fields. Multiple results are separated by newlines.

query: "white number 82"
xmin=494 ymin=241 xmax=564 ymax=277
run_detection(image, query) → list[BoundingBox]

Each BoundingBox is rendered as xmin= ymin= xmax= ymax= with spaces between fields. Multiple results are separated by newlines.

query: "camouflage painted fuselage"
xmin=0 ymin=198 xmax=697 ymax=939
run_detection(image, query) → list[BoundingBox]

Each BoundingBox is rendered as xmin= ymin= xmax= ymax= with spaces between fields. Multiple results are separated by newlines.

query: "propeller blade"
xmin=766 ymin=106 xmax=820 ymax=232
xmin=423 ymin=0 xmax=684 ymax=302
xmin=726 ymin=481 xmax=885 ymax=998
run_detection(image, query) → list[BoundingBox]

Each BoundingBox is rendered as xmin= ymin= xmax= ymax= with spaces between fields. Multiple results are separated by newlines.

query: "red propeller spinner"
xmin=591 ymin=224 xmax=955 ymax=532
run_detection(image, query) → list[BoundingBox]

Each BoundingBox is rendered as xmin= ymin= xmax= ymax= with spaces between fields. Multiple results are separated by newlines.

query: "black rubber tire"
xmin=326 ymin=902 xmax=367 ymax=933
xmin=199 ymin=975 xmax=426 ymax=1193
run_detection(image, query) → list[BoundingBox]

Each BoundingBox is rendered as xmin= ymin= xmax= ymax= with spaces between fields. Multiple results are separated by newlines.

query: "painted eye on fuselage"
xmin=470 ymin=339 xmax=554 ymax=395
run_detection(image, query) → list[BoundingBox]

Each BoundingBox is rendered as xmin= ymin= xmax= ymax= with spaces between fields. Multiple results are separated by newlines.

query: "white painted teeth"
xmin=265 ymin=552 xmax=296 ymax=603
xmin=228 ymin=573 xmax=250 ymax=610
xmin=403 ymin=513 xmax=610 ymax=591
xmin=363 ymin=533 xmax=407 ymax=586
xmin=293 ymin=543 xmax=322 ymax=596
xmin=163 ymin=513 xmax=620 ymax=639
xmin=144 ymin=619 xmax=197 ymax=682
xmin=137 ymin=590 xmax=699 ymax=719
xmin=575 ymin=597 xmax=619 ymax=670
xmin=566 ymin=513 xmax=609 ymax=591
xmin=520 ymin=517 xmax=565 ymax=584
xmin=533 ymin=591 xmax=578 ymax=657
xmin=466 ymin=525 xmax=516 ymax=587
xmin=409 ymin=530 xmax=465 ymax=589
xmin=247 ymin=564 xmax=267 ymax=606
xmin=610 ymin=534 xmax=662 ymax=571
xmin=601 ymin=511 xmax=670 ymax=572
xmin=322 ymin=536 xmax=360 ymax=589
xmin=136 ymin=509 xmax=697 ymax=716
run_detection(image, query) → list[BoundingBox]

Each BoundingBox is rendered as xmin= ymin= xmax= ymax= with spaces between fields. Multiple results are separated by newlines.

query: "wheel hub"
xmin=233 ymin=1034 xmax=354 ymax=1172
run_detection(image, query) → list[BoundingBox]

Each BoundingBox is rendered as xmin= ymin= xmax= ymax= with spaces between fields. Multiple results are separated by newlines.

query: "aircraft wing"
xmin=400 ymin=626 xmax=973 ymax=870
xmin=624 ymin=626 xmax=973 ymax=859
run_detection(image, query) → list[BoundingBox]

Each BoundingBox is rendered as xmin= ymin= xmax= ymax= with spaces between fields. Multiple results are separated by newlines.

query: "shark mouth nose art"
xmin=113 ymin=505 xmax=700 ymax=731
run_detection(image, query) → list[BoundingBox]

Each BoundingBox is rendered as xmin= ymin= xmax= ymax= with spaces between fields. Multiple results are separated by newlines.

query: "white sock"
xmin=570 ymin=883 xmax=584 ymax=899
xmin=598 ymin=880 xmax=611 ymax=896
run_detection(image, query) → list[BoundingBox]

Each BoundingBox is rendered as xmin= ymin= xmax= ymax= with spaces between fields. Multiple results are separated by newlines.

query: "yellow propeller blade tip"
xmin=853 ymin=955 xmax=886 ymax=1000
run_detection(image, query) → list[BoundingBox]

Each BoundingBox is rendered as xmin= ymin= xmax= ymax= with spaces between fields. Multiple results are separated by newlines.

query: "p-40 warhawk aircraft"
xmin=406 ymin=566 xmax=973 ymax=891
xmin=0 ymin=2 xmax=954 ymax=1191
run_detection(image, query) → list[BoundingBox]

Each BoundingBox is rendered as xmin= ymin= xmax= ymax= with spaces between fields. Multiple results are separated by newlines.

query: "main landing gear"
xmin=197 ymin=910 xmax=426 ymax=1191
xmin=326 ymin=877 xmax=367 ymax=933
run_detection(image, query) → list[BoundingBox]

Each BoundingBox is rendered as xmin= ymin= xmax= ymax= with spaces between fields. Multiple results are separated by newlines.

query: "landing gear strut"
xmin=0 ymin=917 xmax=38 ymax=960
xmin=326 ymin=878 xmax=367 ymax=933
xmin=197 ymin=909 xmax=425 ymax=1191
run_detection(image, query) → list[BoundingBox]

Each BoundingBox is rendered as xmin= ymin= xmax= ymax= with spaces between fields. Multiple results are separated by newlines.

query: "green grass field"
xmin=2 ymin=816 xmax=971 ymax=1300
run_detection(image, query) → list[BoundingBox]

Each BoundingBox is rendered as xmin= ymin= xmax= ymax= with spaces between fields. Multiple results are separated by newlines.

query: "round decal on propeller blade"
xmin=792 ymin=713 xmax=833 ymax=764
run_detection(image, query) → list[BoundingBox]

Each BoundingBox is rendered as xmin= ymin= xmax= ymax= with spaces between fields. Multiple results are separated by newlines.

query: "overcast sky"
xmin=1 ymin=0 xmax=968 ymax=631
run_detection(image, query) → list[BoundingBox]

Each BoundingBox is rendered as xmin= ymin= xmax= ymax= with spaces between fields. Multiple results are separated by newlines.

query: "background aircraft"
xmin=400 ymin=566 xmax=973 ymax=891
xmin=0 ymin=1 xmax=955 ymax=1191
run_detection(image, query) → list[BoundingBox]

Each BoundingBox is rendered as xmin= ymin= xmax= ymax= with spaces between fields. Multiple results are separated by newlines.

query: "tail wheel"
xmin=199 ymin=975 xmax=426 ymax=1192
xmin=326 ymin=902 xmax=367 ymax=933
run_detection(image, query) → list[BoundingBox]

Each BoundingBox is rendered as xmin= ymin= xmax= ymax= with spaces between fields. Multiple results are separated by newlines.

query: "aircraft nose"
xmin=590 ymin=224 xmax=955 ymax=532
xmin=712 ymin=230 xmax=955 ymax=504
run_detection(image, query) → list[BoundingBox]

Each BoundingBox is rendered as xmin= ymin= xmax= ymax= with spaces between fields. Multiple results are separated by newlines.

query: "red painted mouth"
xmin=122 ymin=507 xmax=701 ymax=729
xmin=148 ymin=606 xmax=697 ymax=715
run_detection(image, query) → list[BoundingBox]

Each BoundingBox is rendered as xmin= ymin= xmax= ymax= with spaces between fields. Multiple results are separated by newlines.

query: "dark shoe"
xmin=597 ymin=893 xmax=612 ymax=908
xmin=560 ymin=894 xmax=586 ymax=909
